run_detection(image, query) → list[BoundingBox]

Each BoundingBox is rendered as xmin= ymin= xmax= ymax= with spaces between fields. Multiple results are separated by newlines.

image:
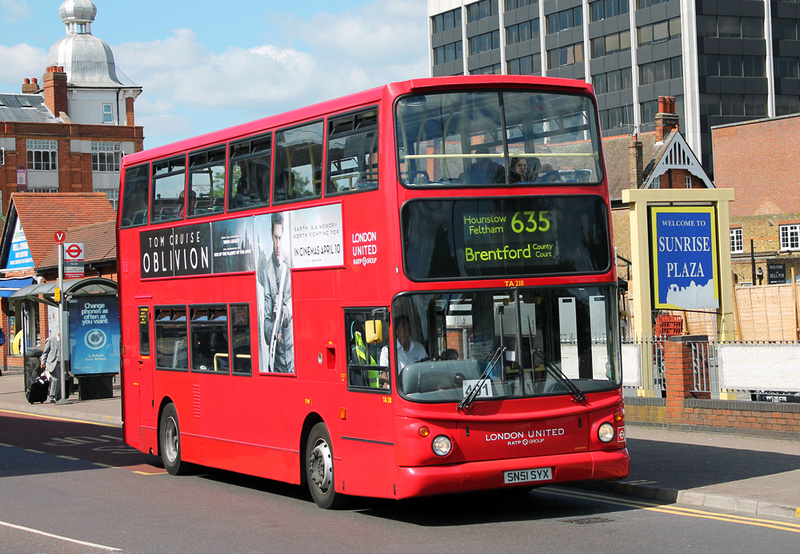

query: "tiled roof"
xmin=38 ymin=219 xmax=117 ymax=269
xmin=9 ymin=193 xmax=116 ymax=267
xmin=603 ymin=130 xmax=674 ymax=201
xmin=0 ymin=93 xmax=60 ymax=123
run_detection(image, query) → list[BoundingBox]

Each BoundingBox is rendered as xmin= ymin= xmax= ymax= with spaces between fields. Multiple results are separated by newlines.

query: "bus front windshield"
xmin=395 ymin=90 xmax=602 ymax=186
xmin=390 ymin=286 xmax=621 ymax=404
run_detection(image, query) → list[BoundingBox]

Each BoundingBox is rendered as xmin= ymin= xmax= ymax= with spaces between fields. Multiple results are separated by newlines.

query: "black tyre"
xmin=159 ymin=403 xmax=190 ymax=475
xmin=305 ymin=423 xmax=348 ymax=509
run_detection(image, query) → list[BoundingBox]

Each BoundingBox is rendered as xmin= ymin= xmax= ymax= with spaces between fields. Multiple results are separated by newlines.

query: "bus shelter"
xmin=11 ymin=277 xmax=119 ymax=399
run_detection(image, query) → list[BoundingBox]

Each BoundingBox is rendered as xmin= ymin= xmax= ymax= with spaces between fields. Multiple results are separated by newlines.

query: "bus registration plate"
xmin=503 ymin=467 xmax=552 ymax=484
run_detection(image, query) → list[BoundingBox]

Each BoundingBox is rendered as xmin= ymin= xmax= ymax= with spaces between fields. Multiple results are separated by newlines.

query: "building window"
xmin=775 ymin=57 xmax=800 ymax=79
xmin=639 ymin=57 xmax=682 ymax=85
xmin=730 ymin=228 xmax=743 ymax=254
xmin=548 ymin=43 xmax=583 ymax=69
xmin=102 ymin=103 xmax=114 ymax=124
xmin=780 ymin=225 xmax=800 ymax=251
xmin=547 ymin=7 xmax=582 ymax=34
xmin=469 ymin=30 xmax=500 ymax=55
xmin=506 ymin=0 xmax=535 ymax=10
xmin=590 ymin=0 xmax=629 ymax=22
xmin=508 ymin=54 xmax=542 ymax=75
xmin=434 ymin=41 xmax=463 ymax=65
xmin=638 ymin=0 xmax=668 ymax=8
xmin=96 ymin=187 xmax=119 ymax=210
xmin=432 ymin=8 xmax=462 ymax=34
xmin=637 ymin=18 xmax=681 ymax=47
xmin=26 ymin=139 xmax=58 ymax=171
xmin=467 ymin=0 xmax=496 ymax=23
xmin=470 ymin=63 xmax=502 ymax=75
xmin=685 ymin=175 xmax=692 ymax=189
xmin=92 ymin=141 xmax=122 ymax=172
xmin=591 ymin=30 xmax=631 ymax=58
xmin=593 ymin=68 xmax=632 ymax=94
xmin=506 ymin=19 xmax=539 ymax=45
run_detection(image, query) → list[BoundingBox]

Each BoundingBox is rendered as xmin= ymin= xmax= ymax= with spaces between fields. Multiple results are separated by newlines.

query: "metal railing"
xmin=623 ymin=337 xmax=799 ymax=402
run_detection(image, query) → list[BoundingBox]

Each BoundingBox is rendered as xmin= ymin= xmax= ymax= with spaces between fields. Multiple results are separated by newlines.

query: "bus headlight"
xmin=597 ymin=422 xmax=615 ymax=443
xmin=432 ymin=435 xmax=452 ymax=457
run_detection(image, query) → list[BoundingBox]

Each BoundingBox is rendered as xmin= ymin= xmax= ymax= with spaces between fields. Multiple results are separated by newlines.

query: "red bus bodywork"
xmin=118 ymin=76 xmax=628 ymax=506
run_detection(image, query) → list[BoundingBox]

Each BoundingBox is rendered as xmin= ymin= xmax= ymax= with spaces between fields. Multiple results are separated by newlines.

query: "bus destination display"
xmin=402 ymin=196 xmax=610 ymax=280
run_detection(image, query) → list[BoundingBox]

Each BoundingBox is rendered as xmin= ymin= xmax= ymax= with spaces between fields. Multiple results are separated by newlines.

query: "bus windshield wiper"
xmin=531 ymin=348 xmax=587 ymax=403
xmin=458 ymin=346 xmax=505 ymax=412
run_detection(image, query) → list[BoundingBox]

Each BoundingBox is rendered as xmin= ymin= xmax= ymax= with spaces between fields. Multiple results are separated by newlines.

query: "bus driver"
xmin=379 ymin=314 xmax=427 ymax=373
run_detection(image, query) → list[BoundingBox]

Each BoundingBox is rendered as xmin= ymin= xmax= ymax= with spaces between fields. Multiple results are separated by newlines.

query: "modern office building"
xmin=428 ymin=0 xmax=800 ymax=172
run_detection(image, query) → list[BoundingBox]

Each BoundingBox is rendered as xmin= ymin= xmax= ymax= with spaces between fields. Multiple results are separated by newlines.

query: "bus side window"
xmin=228 ymin=135 xmax=271 ymax=211
xmin=189 ymin=147 xmax=226 ymax=215
xmin=154 ymin=307 xmax=188 ymax=371
xmin=327 ymin=108 xmax=379 ymax=195
xmin=274 ymin=121 xmax=324 ymax=203
xmin=152 ymin=156 xmax=186 ymax=222
xmin=230 ymin=304 xmax=252 ymax=375
xmin=345 ymin=310 xmax=389 ymax=390
xmin=121 ymin=164 xmax=150 ymax=228
xmin=190 ymin=306 xmax=229 ymax=373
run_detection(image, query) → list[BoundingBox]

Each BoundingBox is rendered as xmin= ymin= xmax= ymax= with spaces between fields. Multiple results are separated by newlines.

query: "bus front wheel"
xmin=305 ymin=423 xmax=347 ymax=509
xmin=159 ymin=403 xmax=189 ymax=475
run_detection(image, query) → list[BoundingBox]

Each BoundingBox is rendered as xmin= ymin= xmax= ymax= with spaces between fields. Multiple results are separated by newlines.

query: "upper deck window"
xmin=228 ymin=134 xmax=271 ymax=212
xmin=188 ymin=147 xmax=226 ymax=216
xmin=120 ymin=164 xmax=150 ymax=228
xmin=396 ymin=90 xmax=602 ymax=187
xmin=152 ymin=156 xmax=187 ymax=223
xmin=273 ymin=121 xmax=324 ymax=204
xmin=327 ymin=108 xmax=378 ymax=195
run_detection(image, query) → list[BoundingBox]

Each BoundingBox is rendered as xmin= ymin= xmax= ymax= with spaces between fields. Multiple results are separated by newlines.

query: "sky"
xmin=0 ymin=0 xmax=430 ymax=149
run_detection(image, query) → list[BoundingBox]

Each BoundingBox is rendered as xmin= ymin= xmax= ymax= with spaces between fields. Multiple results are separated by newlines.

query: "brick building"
xmin=0 ymin=1 xmax=140 ymax=373
xmin=0 ymin=0 xmax=143 ymax=215
xmin=712 ymin=113 xmax=800 ymax=285
xmin=0 ymin=193 xmax=118 ymax=372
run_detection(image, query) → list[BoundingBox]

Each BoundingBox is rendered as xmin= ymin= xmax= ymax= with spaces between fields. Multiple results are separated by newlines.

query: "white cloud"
xmin=112 ymin=0 xmax=428 ymax=144
xmin=0 ymin=43 xmax=47 ymax=89
xmin=1 ymin=0 xmax=33 ymax=23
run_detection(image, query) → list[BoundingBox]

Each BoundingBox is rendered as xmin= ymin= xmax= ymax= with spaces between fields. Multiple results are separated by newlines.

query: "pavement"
xmin=1 ymin=368 xmax=798 ymax=521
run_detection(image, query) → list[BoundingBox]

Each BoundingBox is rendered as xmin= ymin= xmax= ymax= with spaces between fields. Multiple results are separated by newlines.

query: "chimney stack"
xmin=21 ymin=77 xmax=39 ymax=94
xmin=629 ymin=134 xmax=643 ymax=189
xmin=655 ymin=95 xmax=679 ymax=142
xmin=43 ymin=66 xmax=68 ymax=118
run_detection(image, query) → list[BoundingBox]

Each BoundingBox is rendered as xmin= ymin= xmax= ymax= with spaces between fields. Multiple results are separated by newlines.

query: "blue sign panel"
xmin=69 ymin=296 xmax=120 ymax=375
xmin=7 ymin=219 xmax=34 ymax=270
xmin=651 ymin=206 xmax=719 ymax=310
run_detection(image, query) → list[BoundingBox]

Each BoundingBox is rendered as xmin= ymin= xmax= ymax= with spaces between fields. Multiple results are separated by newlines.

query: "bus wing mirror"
xmin=365 ymin=320 xmax=383 ymax=344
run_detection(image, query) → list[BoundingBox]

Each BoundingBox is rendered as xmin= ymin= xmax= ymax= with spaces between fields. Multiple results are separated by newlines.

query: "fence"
xmin=623 ymin=336 xmax=800 ymax=402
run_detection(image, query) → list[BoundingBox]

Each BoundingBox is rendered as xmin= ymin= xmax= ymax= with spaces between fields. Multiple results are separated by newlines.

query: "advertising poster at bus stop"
xmin=650 ymin=206 xmax=719 ymax=310
xmin=68 ymin=296 xmax=120 ymax=375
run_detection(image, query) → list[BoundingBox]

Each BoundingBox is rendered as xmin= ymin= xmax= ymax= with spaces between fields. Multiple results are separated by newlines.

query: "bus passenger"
xmin=467 ymin=146 xmax=500 ymax=183
xmin=379 ymin=314 xmax=427 ymax=373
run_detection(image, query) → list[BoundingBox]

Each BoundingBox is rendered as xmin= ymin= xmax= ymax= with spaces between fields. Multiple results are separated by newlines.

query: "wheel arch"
xmin=299 ymin=411 xmax=325 ymax=486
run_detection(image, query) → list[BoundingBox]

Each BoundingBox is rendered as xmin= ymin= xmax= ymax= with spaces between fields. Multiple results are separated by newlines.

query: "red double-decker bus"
xmin=118 ymin=75 xmax=628 ymax=508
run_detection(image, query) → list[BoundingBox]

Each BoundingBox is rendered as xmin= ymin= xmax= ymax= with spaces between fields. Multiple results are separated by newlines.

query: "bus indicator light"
xmin=418 ymin=426 xmax=430 ymax=438
xmin=339 ymin=408 xmax=346 ymax=420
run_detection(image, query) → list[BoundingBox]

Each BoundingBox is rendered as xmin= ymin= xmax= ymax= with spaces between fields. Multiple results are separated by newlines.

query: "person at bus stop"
xmin=263 ymin=212 xmax=294 ymax=373
xmin=40 ymin=331 xmax=61 ymax=403
xmin=379 ymin=314 xmax=427 ymax=374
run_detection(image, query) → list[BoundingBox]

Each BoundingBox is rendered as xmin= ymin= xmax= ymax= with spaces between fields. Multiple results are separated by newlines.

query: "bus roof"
xmin=122 ymin=75 xmax=595 ymax=167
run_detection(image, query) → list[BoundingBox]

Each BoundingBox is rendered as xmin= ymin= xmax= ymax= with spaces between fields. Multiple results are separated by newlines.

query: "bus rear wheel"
xmin=159 ymin=403 xmax=189 ymax=475
xmin=305 ymin=423 xmax=347 ymax=509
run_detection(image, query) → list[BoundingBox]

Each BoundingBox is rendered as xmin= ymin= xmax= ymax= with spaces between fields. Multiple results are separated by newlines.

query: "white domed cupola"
xmin=59 ymin=0 xmax=98 ymax=35
xmin=47 ymin=0 xmax=127 ymax=87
